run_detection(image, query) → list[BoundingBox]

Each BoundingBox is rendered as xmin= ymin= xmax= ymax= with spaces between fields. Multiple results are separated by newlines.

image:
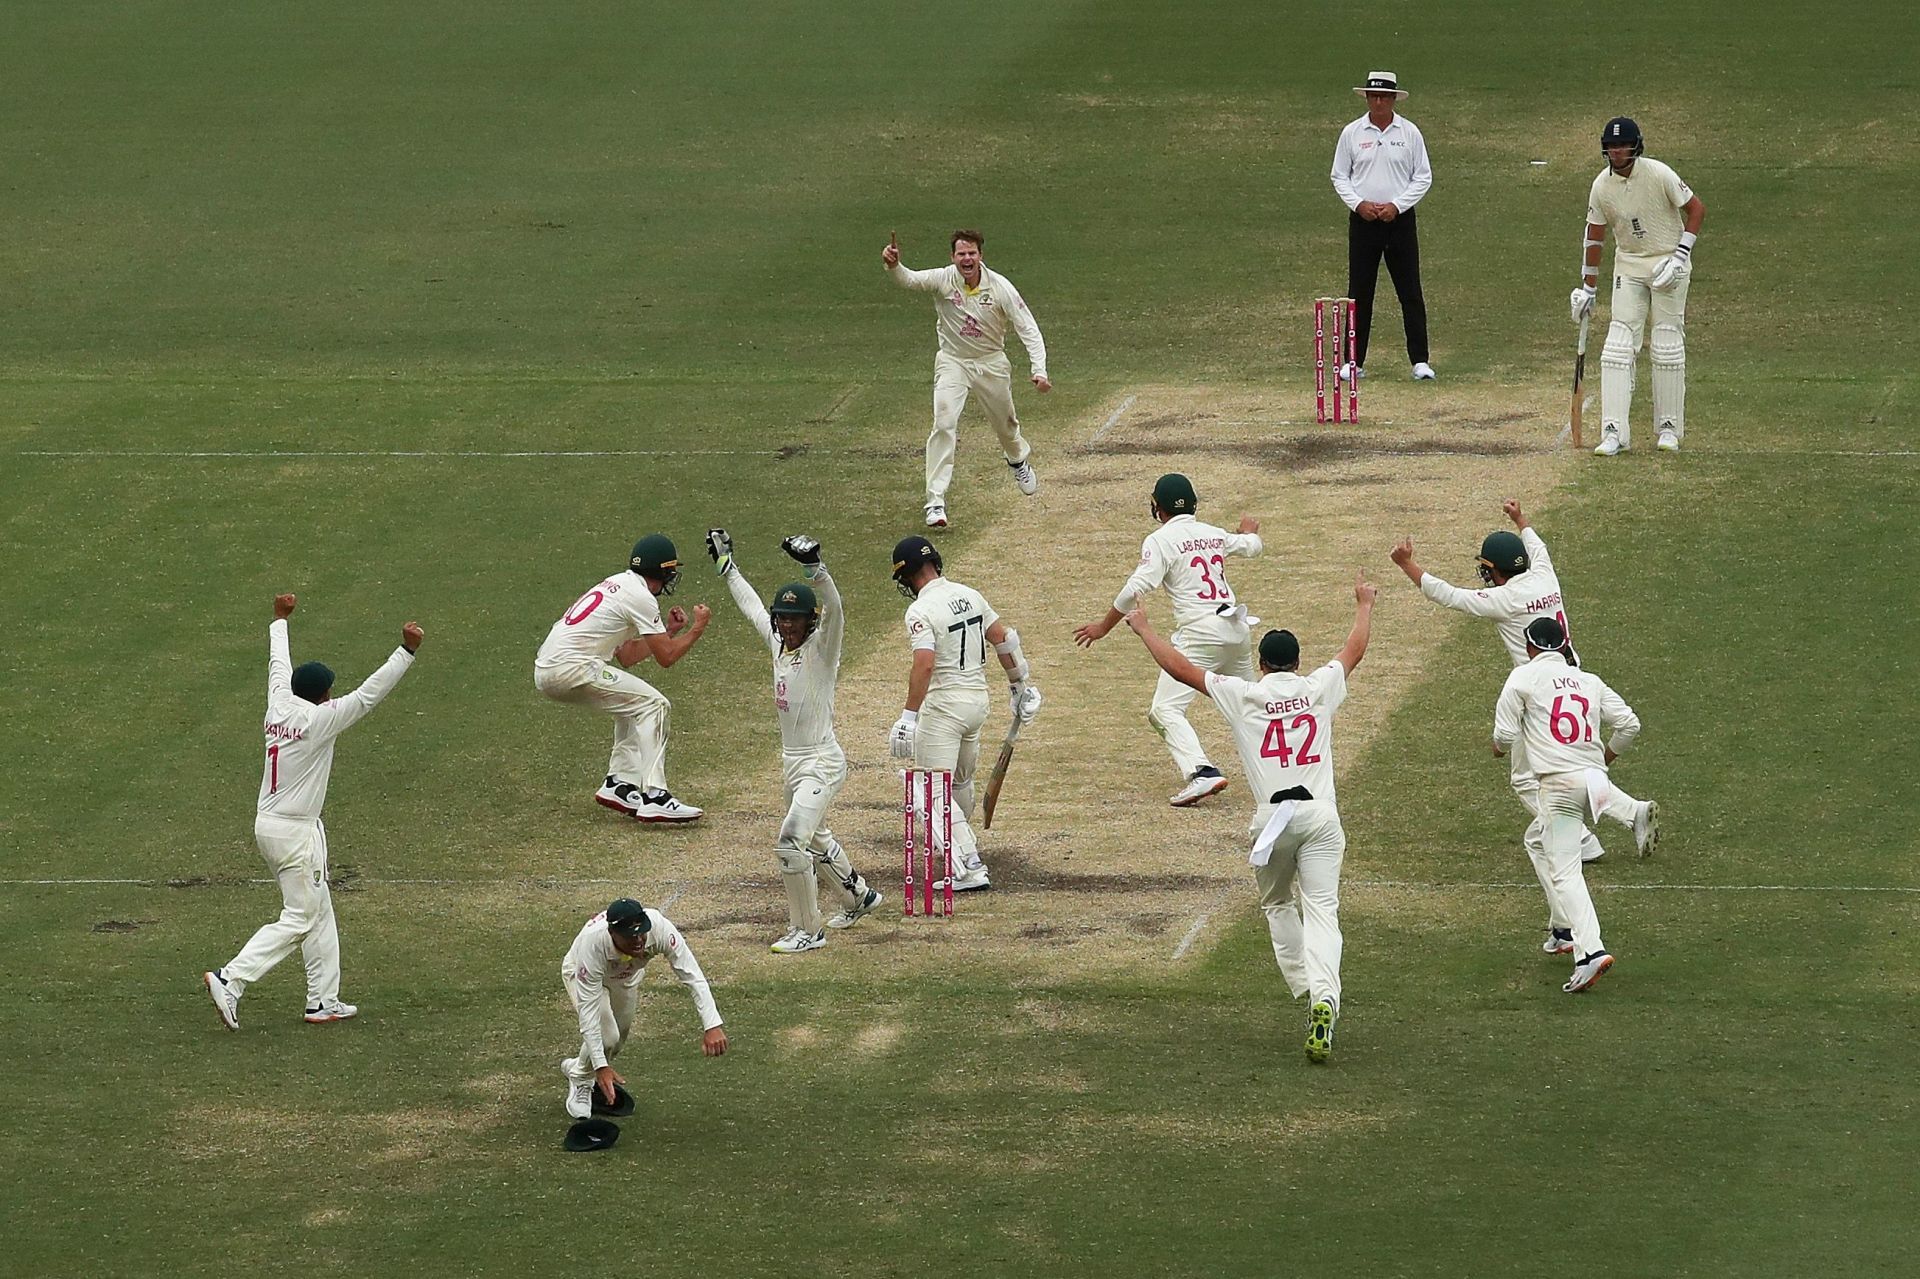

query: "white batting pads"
xmin=1651 ymin=323 xmax=1686 ymax=440
xmin=1600 ymin=321 xmax=1638 ymax=447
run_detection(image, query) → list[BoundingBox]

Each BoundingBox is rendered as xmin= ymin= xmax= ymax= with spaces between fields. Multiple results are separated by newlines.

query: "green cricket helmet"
xmin=1476 ymin=530 xmax=1529 ymax=584
xmin=767 ymin=580 xmax=821 ymax=643
xmin=1151 ymin=473 xmax=1198 ymax=518
xmin=629 ymin=533 xmax=681 ymax=594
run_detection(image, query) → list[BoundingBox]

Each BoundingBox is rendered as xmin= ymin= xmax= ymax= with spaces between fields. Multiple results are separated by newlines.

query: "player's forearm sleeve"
xmin=575 ymin=976 xmax=612 ymax=1068
xmin=309 ymin=647 xmax=414 ymax=739
xmin=888 ymin=263 xmax=945 ymax=292
xmin=1224 ymin=533 xmax=1263 ymax=558
xmin=1114 ymin=547 xmax=1164 ymax=611
xmin=1492 ymin=685 xmax=1523 ymax=747
xmin=1519 ymin=526 xmax=1553 ymax=572
xmin=658 ymin=929 xmax=723 ymax=1030
xmin=1421 ymin=573 xmax=1506 ymax=618
xmin=268 ymin=620 xmax=293 ymax=705
xmin=1601 ymin=687 xmax=1641 ymax=754
xmin=724 ymin=567 xmax=777 ymax=653
xmin=813 ymin=567 xmax=846 ymax=665
xmin=1009 ymin=296 xmax=1048 ymax=379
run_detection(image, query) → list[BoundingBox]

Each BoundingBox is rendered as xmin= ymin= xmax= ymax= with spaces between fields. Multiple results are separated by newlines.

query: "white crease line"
xmin=658 ymin=882 xmax=687 ymax=911
xmin=11 ymin=876 xmax=1917 ymax=895
xmin=13 ymin=449 xmax=785 ymax=459
xmin=1171 ymin=882 xmax=1238 ymax=959
xmin=1087 ymin=393 xmax=1137 ymax=446
xmin=808 ymin=383 xmax=861 ymax=423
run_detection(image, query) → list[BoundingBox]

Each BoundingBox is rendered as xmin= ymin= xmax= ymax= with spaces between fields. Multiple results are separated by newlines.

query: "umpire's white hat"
xmin=1353 ymin=71 xmax=1409 ymax=99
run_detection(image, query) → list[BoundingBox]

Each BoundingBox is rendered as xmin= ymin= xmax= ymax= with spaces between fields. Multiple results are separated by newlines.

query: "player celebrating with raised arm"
xmin=1392 ymin=500 xmax=1657 ymax=954
xmin=1123 ymin=576 xmax=1377 ymax=1064
xmin=882 ymin=229 xmax=1050 ymax=530
xmin=534 ymin=534 xmax=710 ymax=823
xmin=1572 ymin=117 xmax=1707 ymax=456
xmin=558 ymin=898 xmax=728 ymax=1121
xmin=203 ymin=593 xmax=422 ymax=1031
xmin=1493 ymin=619 xmax=1644 ymax=994
xmin=708 ymin=529 xmax=882 ymax=953
xmin=1074 ymin=473 xmax=1263 ymax=807
xmin=888 ymin=536 xmax=1041 ymax=892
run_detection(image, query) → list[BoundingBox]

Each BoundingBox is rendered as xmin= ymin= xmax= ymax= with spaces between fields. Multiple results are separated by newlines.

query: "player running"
xmin=1124 ymin=576 xmax=1377 ymax=1064
xmin=709 ymin=530 xmax=882 ymax=953
xmin=889 ymin=536 xmax=1041 ymax=892
xmin=1074 ymin=474 xmax=1263 ymax=807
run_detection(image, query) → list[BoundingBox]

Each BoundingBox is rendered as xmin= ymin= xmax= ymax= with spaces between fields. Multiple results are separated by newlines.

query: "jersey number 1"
xmin=267 ymin=744 xmax=280 ymax=794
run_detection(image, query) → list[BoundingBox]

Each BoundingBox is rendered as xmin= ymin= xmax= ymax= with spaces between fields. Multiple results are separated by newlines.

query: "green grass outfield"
xmin=3 ymin=2 xmax=1917 ymax=1275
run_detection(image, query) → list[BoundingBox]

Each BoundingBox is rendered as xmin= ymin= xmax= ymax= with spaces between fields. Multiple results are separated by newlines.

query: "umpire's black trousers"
xmin=1346 ymin=208 xmax=1430 ymax=369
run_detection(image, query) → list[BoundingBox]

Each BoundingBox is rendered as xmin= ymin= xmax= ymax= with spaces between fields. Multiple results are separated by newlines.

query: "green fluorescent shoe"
xmin=1305 ymin=1000 xmax=1335 ymax=1064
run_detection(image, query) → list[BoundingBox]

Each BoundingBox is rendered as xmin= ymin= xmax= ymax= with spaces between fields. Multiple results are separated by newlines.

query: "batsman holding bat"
xmin=709 ymin=529 xmax=882 ymax=953
xmin=882 ymin=229 xmax=1051 ymax=530
xmin=1573 ymin=117 xmax=1706 ymax=457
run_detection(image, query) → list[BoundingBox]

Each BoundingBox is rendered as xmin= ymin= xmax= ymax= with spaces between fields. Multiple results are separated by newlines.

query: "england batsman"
xmin=881 ymin=229 xmax=1050 ymax=530
xmin=203 ymin=593 xmax=422 ymax=1031
xmin=1074 ymin=473 xmax=1263 ymax=807
xmin=559 ymin=898 xmax=728 ymax=1119
xmin=1494 ymin=618 xmax=1644 ymax=993
xmin=1573 ymin=116 xmax=1706 ymax=456
xmin=709 ymin=529 xmax=882 ymax=953
xmin=889 ymin=535 xmax=1041 ymax=892
xmin=1391 ymin=499 xmax=1657 ymax=955
xmin=1123 ymin=576 xmax=1377 ymax=1064
xmin=534 ymin=534 xmax=710 ymax=822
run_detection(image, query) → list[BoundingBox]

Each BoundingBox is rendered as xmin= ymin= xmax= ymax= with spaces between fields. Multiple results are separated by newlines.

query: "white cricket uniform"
xmin=560 ymin=910 xmax=722 ymax=1081
xmin=534 ymin=570 xmax=672 ymax=790
xmin=724 ymin=563 xmax=871 ymax=931
xmin=1589 ymin=157 xmax=1696 ymax=442
xmin=1205 ymin=661 xmax=1350 ymax=1012
xmin=904 ymin=575 xmax=999 ymax=874
xmin=888 ymin=261 xmax=1047 ymax=506
xmin=1494 ymin=653 xmax=1643 ymax=959
xmin=1416 ymin=528 xmax=1637 ymax=910
xmin=223 ymin=620 xmax=415 ymax=1005
xmin=1116 ymin=514 xmax=1263 ymax=778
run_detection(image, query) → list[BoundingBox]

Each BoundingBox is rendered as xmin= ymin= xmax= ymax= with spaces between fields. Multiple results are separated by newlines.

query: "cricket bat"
xmin=1570 ymin=313 xmax=1590 ymax=450
xmin=980 ymin=715 xmax=1022 ymax=831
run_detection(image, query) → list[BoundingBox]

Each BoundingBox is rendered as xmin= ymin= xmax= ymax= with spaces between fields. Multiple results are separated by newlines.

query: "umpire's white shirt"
xmin=258 ymin=620 xmax=414 ymax=821
xmin=1330 ymin=114 xmax=1433 ymax=212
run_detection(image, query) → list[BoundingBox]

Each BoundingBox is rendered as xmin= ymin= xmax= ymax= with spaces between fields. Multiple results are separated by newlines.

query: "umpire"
xmin=1329 ymin=71 xmax=1435 ymax=381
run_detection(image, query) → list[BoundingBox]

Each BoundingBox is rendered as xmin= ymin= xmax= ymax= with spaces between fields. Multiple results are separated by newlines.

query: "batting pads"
xmin=1651 ymin=322 xmax=1686 ymax=440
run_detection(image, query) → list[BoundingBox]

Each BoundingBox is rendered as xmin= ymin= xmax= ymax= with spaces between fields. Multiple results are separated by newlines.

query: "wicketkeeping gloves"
xmin=1570 ymin=284 xmax=1596 ymax=323
xmin=888 ymin=710 xmax=918 ymax=760
xmin=782 ymin=535 xmax=822 ymax=566
xmin=705 ymin=528 xmax=734 ymax=576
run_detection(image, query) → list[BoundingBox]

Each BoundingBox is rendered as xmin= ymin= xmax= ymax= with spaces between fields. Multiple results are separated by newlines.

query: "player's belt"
xmin=1268 ymin=786 xmax=1313 ymax=803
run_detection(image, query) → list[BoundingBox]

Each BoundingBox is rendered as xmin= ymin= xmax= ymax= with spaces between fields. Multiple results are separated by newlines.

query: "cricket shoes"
xmin=1304 ymin=1000 xmax=1336 ymax=1064
xmin=1541 ymin=927 xmax=1575 ymax=956
xmin=924 ymin=502 xmax=948 ymax=529
xmin=1633 ymin=800 xmax=1661 ymax=858
xmin=1657 ymin=426 xmax=1681 ymax=452
xmin=1563 ymin=951 xmax=1615 ymax=994
xmin=1008 ymin=458 xmax=1039 ymax=496
xmin=769 ymin=928 xmax=827 ymax=955
xmin=826 ymin=888 xmax=883 ymax=929
xmin=1412 ymin=362 xmax=1437 ymax=381
xmin=562 ymin=1060 xmax=594 ymax=1120
xmin=1338 ymin=361 xmax=1365 ymax=383
xmin=632 ymin=789 xmax=702 ymax=823
xmin=594 ymin=776 xmax=643 ymax=816
xmin=203 ymin=969 xmax=240 ymax=1031
xmin=304 ymin=999 xmax=358 ymax=1024
xmin=948 ymin=863 xmax=992 ymax=892
xmin=1593 ymin=424 xmax=1625 ymax=457
xmin=1170 ymin=766 xmax=1228 ymax=808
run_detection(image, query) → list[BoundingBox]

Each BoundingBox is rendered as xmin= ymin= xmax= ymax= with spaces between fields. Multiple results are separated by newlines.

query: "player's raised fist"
xmin=664 ymin=605 xmax=688 ymax=636
xmin=881 ymin=234 xmax=900 ymax=269
xmin=1237 ymin=515 xmax=1261 ymax=534
xmin=1389 ymin=538 xmax=1415 ymax=566
xmin=273 ymin=593 xmax=297 ymax=619
xmin=402 ymin=622 xmax=424 ymax=653
xmin=1354 ymin=576 xmax=1378 ymax=607
xmin=1502 ymin=499 xmax=1524 ymax=526
xmin=782 ymin=534 xmax=821 ymax=565
xmin=690 ymin=604 xmax=712 ymax=628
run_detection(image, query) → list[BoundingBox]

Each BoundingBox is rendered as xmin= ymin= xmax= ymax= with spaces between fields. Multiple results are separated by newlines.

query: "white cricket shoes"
xmin=1593 ymin=425 xmax=1624 ymax=457
xmin=770 ymin=928 xmax=827 ymax=954
xmin=203 ymin=970 xmax=240 ymax=1031
xmin=304 ymin=999 xmax=358 ymax=1024
xmin=1008 ymin=458 xmax=1039 ymax=496
xmin=562 ymin=1060 xmax=594 ymax=1120
xmin=1657 ymin=427 xmax=1680 ymax=452
xmin=827 ymin=888 xmax=883 ymax=929
xmin=949 ymin=863 xmax=992 ymax=892
xmin=1634 ymin=800 xmax=1660 ymax=858
xmin=1563 ymin=951 xmax=1615 ymax=994
xmin=1412 ymin=362 xmax=1437 ymax=381
xmin=594 ymin=776 xmax=642 ymax=817
xmin=1170 ymin=768 xmax=1228 ymax=808
xmin=1338 ymin=361 xmax=1365 ymax=384
xmin=1541 ymin=927 xmax=1575 ymax=956
xmin=632 ymin=789 xmax=702 ymax=823
xmin=924 ymin=502 xmax=948 ymax=529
